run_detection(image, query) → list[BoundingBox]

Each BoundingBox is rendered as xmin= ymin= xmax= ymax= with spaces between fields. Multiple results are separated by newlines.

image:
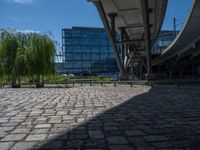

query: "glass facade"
xmin=152 ymin=30 xmax=176 ymax=54
xmin=62 ymin=27 xmax=118 ymax=75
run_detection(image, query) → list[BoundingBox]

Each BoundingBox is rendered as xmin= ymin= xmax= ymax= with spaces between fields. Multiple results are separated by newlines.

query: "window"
xmin=73 ymin=53 xmax=82 ymax=60
xmin=108 ymin=47 xmax=113 ymax=53
xmin=71 ymin=31 xmax=80 ymax=37
xmin=73 ymin=46 xmax=81 ymax=53
xmin=91 ymin=46 xmax=99 ymax=53
xmin=64 ymin=61 xmax=73 ymax=68
xmin=82 ymin=53 xmax=91 ymax=60
xmin=73 ymin=61 xmax=82 ymax=69
xmin=82 ymin=61 xmax=91 ymax=68
xmin=81 ymin=31 xmax=90 ymax=38
xmin=91 ymin=53 xmax=99 ymax=60
xmin=91 ymin=61 xmax=101 ymax=69
xmin=99 ymin=31 xmax=107 ymax=38
xmin=99 ymin=39 xmax=107 ymax=46
xmin=65 ymin=46 xmax=73 ymax=53
xmin=100 ymin=53 xmax=108 ymax=60
xmin=91 ymin=39 xmax=99 ymax=46
xmin=64 ymin=39 xmax=72 ymax=45
xmin=72 ymin=38 xmax=81 ymax=45
xmin=100 ymin=46 xmax=108 ymax=53
xmin=109 ymin=53 xmax=115 ymax=59
xmin=65 ymin=53 xmax=73 ymax=61
xmin=64 ymin=31 xmax=72 ymax=37
xmin=82 ymin=46 xmax=90 ymax=53
xmin=82 ymin=39 xmax=90 ymax=45
xmin=90 ymin=32 xmax=99 ymax=38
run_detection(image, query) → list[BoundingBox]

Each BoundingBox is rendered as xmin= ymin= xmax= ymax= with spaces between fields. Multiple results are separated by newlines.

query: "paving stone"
xmin=10 ymin=142 xmax=36 ymax=150
xmin=35 ymin=124 xmax=51 ymax=128
xmin=26 ymin=134 xmax=47 ymax=141
xmin=89 ymin=130 xmax=104 ymax=139
xmin=86 ymin=139 xmax=106 ymax=148
xmin=41 ymin=140 xmax=64 ymax=149
xmin=144 ymin=135 xmax=168 ymax=142
xmin=107 ymin=136 xmax=128 ymax=145
xmin=0 ymin=127 xmax=15 ymax=132
xmin=0 ymin=142 xmax=14 ymax=150
xmin=11 ymin=128 xmax=31 ymax=134
xmin=1 ymin=134 xmax=26 ymax=141
xmin=125 ymin=130 xmax=146 ymax=136
xmin=31 ymin=128 xmax=49 ymax=134
xmin=0 ymin=132 xmax=7 ymax=138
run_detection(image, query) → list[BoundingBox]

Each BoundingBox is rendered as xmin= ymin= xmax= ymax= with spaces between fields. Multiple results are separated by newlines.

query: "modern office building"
xmin=56 ymin=28 xmax=175 ymax=76
xmin=152 ymin=30 xmax=175 ymax=54
xmin=61 ymin=27 xmax=118 ymax=76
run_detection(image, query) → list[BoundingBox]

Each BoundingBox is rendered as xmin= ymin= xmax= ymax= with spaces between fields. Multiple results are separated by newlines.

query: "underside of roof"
xmin=100 ymin=0 xmax=168 ymax=56
xmin=152 ymin=0 xmax=200 ymax=65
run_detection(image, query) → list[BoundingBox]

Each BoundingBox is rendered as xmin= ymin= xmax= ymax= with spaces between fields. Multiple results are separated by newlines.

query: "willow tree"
xmin=28 ymin=33 xmax=56 ymax=88
xmin=0 ymin=30 xmax=56 ymax=88
xmin=0 ymin=31 xmax=19 ymax=87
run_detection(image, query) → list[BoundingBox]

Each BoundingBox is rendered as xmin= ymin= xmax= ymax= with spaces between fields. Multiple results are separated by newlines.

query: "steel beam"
xmin=116 ymin=39 xmax=145 ymax=45
xmin=141 ymin=0 xmax=152 ymax=76
xmin=92 ymin=1 xmax=126 ymax=77
xmin=119 ymin=27 xmax=126 ymax=67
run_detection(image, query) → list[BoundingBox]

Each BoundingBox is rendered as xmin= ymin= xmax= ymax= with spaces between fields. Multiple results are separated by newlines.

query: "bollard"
xmin=90 ymin=81 xmax=92 ymax=86
xmin=131 ymin=83 xmax=133 ymax=87
xmin=101 ymin=82 xmax=103 ymax=86
xmin=65 ymin=82 xmax=68 ymax=88
xmin=81 ymin=82 xmax=82 ymax=86
xmin=114 ymin=82 xmax=116 ymax=87
xmin=73 ymin=82 xmax=74 ymax=87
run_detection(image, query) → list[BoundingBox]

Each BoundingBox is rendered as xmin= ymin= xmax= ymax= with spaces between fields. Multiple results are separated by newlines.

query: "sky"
xmin=0 ymin=0 xmax=193 ymax=49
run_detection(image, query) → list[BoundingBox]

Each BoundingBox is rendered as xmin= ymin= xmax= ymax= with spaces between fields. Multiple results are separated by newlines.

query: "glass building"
xmin=152 ymin=30 xmax=175 ymax=54
xmin=62 ymin=27 xmax=118 ymax=76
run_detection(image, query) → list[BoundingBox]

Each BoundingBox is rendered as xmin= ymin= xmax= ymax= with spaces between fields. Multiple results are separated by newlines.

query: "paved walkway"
xmin=0 ymin=85 xmax=200 ymax=150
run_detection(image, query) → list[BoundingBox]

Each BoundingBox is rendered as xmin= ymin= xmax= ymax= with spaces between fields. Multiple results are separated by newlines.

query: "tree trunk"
xmin=12 ymin=77 xmax=20 ymax=88
xmin=36 ymin=75 xmax=44 ymax=88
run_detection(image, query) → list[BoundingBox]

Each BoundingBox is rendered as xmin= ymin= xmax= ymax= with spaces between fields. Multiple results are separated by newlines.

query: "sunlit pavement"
xmin=1 ymin=85 xmax=200 ymax=150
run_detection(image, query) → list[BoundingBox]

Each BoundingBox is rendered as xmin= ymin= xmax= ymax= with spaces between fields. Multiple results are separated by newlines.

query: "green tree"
xmin=0 ymin=30 xmax=56 ymax=88
xmin=0 ymin=31 xmax=19 ymax=87
xmin=27 ymin=33 xmax=56 ymax=87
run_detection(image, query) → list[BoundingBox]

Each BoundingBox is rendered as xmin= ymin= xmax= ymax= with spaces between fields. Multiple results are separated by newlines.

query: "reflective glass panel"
xmin=82 ymin=53 xmax=91 ymax=60
xmin=91 ymin=53 xmax=99 ymax=60
xmin=82 ymin=61 xmax=91 ymax=68
xmin=73 ymin=46 xmax=82 ymax=53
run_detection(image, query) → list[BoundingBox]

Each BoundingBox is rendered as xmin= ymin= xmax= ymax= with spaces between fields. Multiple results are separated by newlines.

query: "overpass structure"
xmin=90 ymin=0 xmax=200 ymax=79
xmin=89 ymin=0 xmax=168 ymax=79
xmin=152 ymin=0 xmax=200 ymax=78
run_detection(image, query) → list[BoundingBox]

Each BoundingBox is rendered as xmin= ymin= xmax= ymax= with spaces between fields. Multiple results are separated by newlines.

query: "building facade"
xmin=56 ymin=29 xmax=175 ymax=76
xmin=152 ymin=30 xmax=175 ymax=54
xmin=61 ymin=27 xmax=118 ymax=76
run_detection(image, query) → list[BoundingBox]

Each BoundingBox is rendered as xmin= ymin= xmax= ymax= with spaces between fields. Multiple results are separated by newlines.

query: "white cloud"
xmin=3 ymin=0 xmax=34 ymax=5
xmin=16 ymin=29 xmax=40 ymax=34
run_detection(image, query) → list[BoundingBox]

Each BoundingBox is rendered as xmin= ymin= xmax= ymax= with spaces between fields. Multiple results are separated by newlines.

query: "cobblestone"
xmin=0 ymin=85 xmax=200 ymax=149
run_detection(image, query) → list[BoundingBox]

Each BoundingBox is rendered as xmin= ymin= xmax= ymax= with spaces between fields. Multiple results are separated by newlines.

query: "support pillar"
xmin=141 ymin=0 xmax=152 ymax=78
xmin=119 ymin=27 xmax=126 ymax=68
xmin=92 ymin=1 xmax=127 ymax=80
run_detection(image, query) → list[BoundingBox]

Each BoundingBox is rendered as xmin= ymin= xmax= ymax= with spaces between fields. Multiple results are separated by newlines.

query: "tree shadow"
xmin=39 ymin=87 xmax=200 ymax=150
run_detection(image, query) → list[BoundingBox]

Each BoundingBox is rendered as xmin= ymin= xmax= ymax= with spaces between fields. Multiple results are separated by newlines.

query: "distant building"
xmin=152 ymin=30 xmax=176 ymax=54
xmin=56 ymin=29 xmax=176 ymax=76
xmin=61 ymin=27 xmax=118 ymax=76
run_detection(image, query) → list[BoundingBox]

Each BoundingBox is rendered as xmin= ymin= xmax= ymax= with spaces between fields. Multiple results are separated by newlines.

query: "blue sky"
xmin=0 ymin=0 xmax=193 ymax=48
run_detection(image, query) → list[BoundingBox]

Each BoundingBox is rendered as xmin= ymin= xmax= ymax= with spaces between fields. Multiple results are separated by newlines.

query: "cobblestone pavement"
xmin=1 ymin=85 xmax=200 ymax=150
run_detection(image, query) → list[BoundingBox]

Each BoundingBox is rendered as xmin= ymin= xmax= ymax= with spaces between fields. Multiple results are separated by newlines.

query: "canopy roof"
xmin=100 ymin=0 xmax=168 ymax=54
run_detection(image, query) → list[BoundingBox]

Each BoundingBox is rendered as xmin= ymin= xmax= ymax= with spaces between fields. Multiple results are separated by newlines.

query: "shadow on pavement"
xmin=39 ymin=87 xmax=200 ymax=150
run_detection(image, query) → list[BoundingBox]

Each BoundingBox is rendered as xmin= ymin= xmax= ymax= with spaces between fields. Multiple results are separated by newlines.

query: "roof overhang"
xmin=89 ymin=0 xmax=168 ymax=56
